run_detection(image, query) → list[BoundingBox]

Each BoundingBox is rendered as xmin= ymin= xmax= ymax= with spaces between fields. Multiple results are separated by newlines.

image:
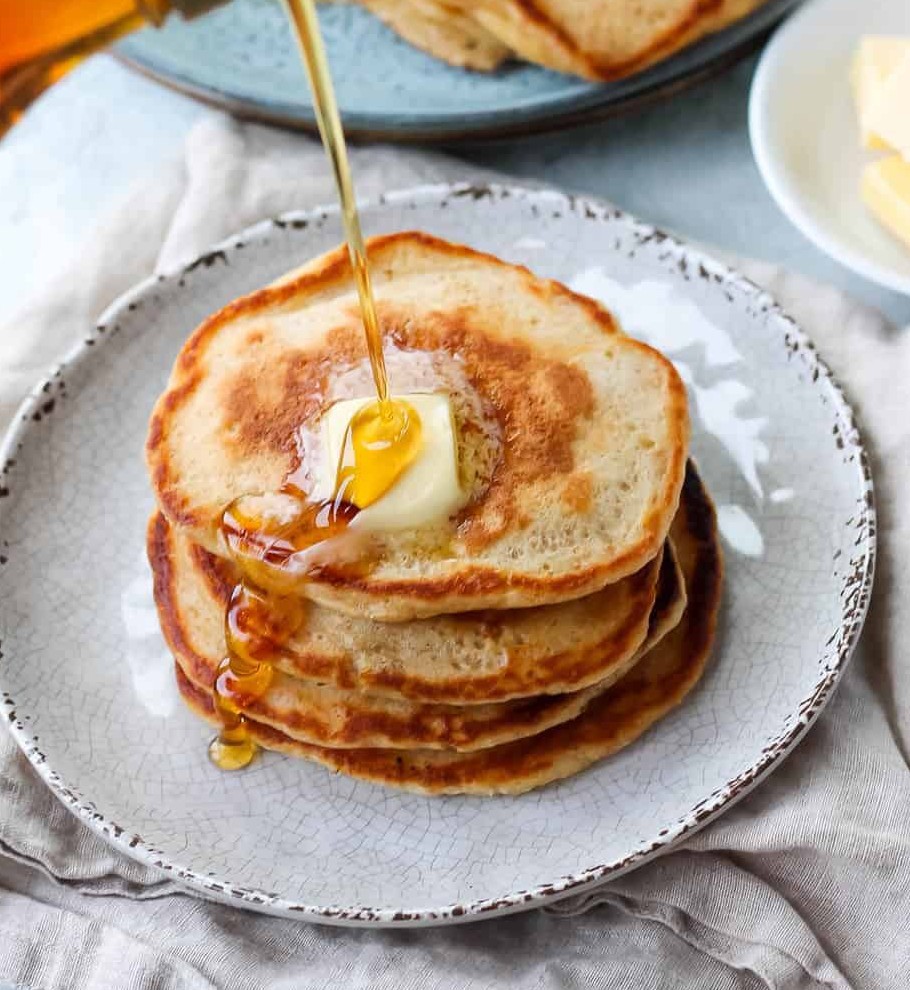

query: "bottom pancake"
xmin=177 ymin=463 xmax=721 ymax=794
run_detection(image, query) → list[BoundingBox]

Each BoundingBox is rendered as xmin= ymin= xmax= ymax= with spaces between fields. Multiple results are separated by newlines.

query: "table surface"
xmin=2 ymin=51 xmax=909 ymax=331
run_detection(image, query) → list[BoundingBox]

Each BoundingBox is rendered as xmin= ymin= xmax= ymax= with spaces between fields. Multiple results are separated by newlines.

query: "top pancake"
xmin=146 ymin=232 xmax=688 ymax=620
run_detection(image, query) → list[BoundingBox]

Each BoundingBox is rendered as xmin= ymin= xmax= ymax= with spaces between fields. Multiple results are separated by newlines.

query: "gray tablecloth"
xmin=1 ymin=114 xmax=909 ymax=990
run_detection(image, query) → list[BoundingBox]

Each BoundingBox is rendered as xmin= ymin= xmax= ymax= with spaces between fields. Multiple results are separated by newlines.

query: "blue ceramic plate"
xmin=118 ymin=0 xmax=800 ymax=141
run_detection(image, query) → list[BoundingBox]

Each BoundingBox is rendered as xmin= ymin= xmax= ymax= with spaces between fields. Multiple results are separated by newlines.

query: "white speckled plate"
xmin=0 ymin=184 xmax=874 ymax=926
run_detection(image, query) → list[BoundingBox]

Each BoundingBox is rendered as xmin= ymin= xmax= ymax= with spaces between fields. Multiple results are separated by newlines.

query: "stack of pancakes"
xmin=350 ymin=0 xmax=769 ymax=80
xmin=145 ymin=233 xmax=722 ymax=795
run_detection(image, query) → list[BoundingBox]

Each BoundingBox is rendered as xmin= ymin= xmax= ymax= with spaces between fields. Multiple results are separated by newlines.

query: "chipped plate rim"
xmin=0 ymin=182 xmax=876 ymax=926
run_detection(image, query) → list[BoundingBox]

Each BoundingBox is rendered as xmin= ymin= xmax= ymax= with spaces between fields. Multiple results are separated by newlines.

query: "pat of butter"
xmin=865 ymin=50 xmax=910 ymax=158
xmin=315 ymin=393 xmax=466 ymax=532
xmin=851 ymin=37 xmax=910 ymax=150
xmin=861 ymin=155 xmax=910 ymax=250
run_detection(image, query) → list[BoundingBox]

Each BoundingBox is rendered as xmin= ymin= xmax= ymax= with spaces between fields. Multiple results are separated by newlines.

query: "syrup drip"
xmin=208 ymin=0 xmax=424 ymax=770
xmin=208 ymin=487 xmax=360 ymax=769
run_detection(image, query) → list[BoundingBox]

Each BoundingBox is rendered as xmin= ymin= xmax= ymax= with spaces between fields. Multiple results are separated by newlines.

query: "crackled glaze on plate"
xmin=116 ymin=0 xmax=800 ymax=140
xmin=0 ymin=184 xmax=874 ymax=926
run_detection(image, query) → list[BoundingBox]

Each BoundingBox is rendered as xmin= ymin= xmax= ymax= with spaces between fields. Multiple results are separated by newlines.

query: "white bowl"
xmin=749 ymin=0 xmax=910 ymax=295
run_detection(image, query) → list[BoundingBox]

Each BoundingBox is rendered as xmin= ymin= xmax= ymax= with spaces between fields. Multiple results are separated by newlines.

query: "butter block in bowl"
xmin=862 ymin=156 xmax=910 ymax=251
xmin=851 ymin=38 xmax=910 ymax=255
xmin=850 ymin=37 xmax=910 ymax=150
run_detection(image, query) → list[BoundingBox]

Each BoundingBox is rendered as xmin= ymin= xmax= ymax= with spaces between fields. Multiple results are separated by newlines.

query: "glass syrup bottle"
xmin=0 ymin=0 xmax=228 ymax=135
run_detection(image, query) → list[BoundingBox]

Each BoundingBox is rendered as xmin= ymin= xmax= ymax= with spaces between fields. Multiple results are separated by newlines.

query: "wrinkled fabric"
xmin=1 ymin=114 xmax=908 ymax=990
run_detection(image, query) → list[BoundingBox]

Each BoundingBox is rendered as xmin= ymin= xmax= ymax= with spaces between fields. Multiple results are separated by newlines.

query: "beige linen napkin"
xmin=1 ymin=113 xmax=909 ymax=990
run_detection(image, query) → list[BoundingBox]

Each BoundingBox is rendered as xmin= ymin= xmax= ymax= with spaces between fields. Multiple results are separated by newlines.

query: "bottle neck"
xmin=135 ymin=0 xmax=169 ymax=25
xmin=0 ymin=0 xmax=229 ymax=137
xmin=135 ymin=0 xmax=230 ymax=25
xmin=166 ymin=0 xmax=231 ymax=21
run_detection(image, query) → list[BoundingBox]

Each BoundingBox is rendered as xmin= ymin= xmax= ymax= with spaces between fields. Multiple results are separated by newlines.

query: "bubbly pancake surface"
xmin=151 ymin=513 xmax=685 ymax=750
xmin=146 ymin=232 xmax=689 ymax=620
xmin=177 ymin=462 xmax=721 ymax=793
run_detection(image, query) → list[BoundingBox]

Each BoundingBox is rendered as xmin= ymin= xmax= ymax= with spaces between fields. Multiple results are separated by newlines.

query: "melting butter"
xmin=315 ymin=393 xmax=466 ymax=530
xmin=337 ymin=398 xmax=423 ymax=509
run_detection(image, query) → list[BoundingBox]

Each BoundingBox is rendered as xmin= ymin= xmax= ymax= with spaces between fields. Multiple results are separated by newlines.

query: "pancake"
xmin=154 ymin=518 xmax=684 ymax=750
xmin=360 ymin=0 xmax=511 ymax=70
xmin=177 ymin=461 xmax=721 ymax=792
xmin=641 ymin=0 xmax=767 ymax=64
xmin=150 ymin=514 xmax=673 ymax=703
xmin=146 ymin=232 xmax=689 ymax=621
xmin=347 ymin=0 xmax=768 ymax=80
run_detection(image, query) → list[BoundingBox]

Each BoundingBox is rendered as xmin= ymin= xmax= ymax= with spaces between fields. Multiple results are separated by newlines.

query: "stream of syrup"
xmin=207 ymin=0 xmax=422 ymax=770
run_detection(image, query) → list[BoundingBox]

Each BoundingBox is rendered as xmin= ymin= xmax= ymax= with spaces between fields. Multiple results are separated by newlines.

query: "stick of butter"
xmin=861 ymin=155 xmax=910 ymax=250
xmin=851 ymin=37 xmax=910 ymax=150
xmin=314 ymin=393 xmax=467 ymax=531
xmin=865 ymin=50 xmax=910 ymax=159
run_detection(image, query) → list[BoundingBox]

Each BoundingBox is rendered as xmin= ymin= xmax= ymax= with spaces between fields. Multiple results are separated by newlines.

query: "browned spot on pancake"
xmin=561 ymin=472 xmax=594 ymax=514
xmin=323 ymin=319 xmax=374 ymax=361
xmin=191 ymin=541 xmax=236 ymax=601
xmin=216 ymin=300 xmax=593 ymax=552
xmin=221 ymin=334 xmax=346 ymax=459
xmin=649 ymin=546 xmax=678 ymax=631
xmin=384 ymin=305 xmax=594 ymax=550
